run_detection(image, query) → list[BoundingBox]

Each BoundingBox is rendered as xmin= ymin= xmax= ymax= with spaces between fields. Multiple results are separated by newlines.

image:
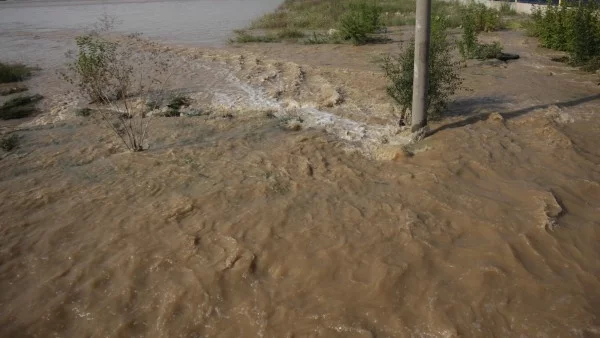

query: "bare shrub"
xmin=62 ymin=20 xmax=173 ymax=152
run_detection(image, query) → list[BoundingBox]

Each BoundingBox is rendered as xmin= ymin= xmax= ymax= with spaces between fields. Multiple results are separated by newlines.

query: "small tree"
xmin=570 ymin=2 xmax=600 ymax=67
xmin=63 ymin=31 xmax=172 ymax=152
xmin=527 ymin=1 xmax=600 ymax=71
xmin=458 ymin=4 xmax=503 ymax=60
xmin=339 ymin=0 xmax=383 ymax=45
xmin=382 ymin=17 xmax=463 ymax=124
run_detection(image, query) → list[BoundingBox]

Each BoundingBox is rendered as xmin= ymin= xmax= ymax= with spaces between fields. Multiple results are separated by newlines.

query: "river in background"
xmin=0 ymin=0 xmax=282 ymax=66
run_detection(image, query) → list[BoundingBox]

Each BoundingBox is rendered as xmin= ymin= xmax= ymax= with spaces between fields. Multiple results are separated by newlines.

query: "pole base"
xmin=410 ymin=125 xmax=429 ymax=143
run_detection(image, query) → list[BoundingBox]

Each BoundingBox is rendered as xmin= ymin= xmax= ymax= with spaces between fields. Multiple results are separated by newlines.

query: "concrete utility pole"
xmin=411 ymin=0 xmax=432 ymax=132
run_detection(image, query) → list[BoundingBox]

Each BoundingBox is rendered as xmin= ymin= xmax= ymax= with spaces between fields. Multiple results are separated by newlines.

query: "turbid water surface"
xmin=1 ymin=4 xmax=600 ymax=337
xmin=0 ymin=0 xmax=282 ymax=66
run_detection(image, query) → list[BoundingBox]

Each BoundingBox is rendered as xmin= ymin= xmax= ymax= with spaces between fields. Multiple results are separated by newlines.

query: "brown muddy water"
xmin=0 ymin=0 xmax=283 ymax=67
xmin=1 ymin=21 xmax=600 ymax=338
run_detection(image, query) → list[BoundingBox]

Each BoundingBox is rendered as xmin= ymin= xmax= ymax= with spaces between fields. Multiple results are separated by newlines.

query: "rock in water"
xmin=496 ymin=52 xmax=520 ymax=62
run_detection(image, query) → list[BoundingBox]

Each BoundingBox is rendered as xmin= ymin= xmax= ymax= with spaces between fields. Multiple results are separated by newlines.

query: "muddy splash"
xmin=1 ymin=29 xmax=600 ymax=337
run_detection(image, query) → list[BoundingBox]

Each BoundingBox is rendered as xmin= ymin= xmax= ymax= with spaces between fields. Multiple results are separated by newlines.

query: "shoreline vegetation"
xmin=0 ymin=63 xmax=41 ymax=123
xmin=231 ymin=0 xmax=523 ymax=44
xmin=0 ymin=62 xmax=34 ymax=84
xmin=527 ymin=0 xmax=600 ymax=72
xmin=231 ymin=0 xmax=600 ymax=73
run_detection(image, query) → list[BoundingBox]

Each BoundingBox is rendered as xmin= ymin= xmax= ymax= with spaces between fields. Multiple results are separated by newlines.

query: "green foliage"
xmin=230 ymin=30 xmax=279 ymax=43
xmin=0 ymin=134 xmax=19 ymax=152
xmin=250 ymin=0 xmax=347 ymax=30
xmin=499 ymin=2 xmax=517 ymax=16
xmin=302 ymin=31 xmax=345 ymax=44
xmin=246 ymin=0 xmax=513 ymax=45
xmin=570 ymin=2 xmax=600 ymax=67
xmin=70 ymin=35 xmax=120 ymax=102
xmin=167 ymin=95 xmax=191 ymax=110
xmin=382 ymin=17 xmax=464 ymax=122
xmin=530 ymin=3 xmax=572 ymax=51
xmin=75 ymin=107 xmax=93 ymax=117
xmin=528 ymin=1 xmax=600 ymax=71
xmin=230 ymin=28 xmax=306 ymax=43
xmin=277 ymin=28 xmax=305 ymax=39
xmin=63 ymin=29 xmax=172 ymax=152
xmin=458 ymin=4 xmax=503 ymax=60
xmin=339 ymin=0 xmax=383 ymax=45
xmin=0 ymin=62 xmax=33 ymax=84
xmin=163 ymin=94 xmax=191 ymax=116
xmin=304 ymin=32 xmax=331 ymax=44
xmin=0 ymin=94 xmax=43 ymax=120
xmin=250 ymin=0 xmax=477 ymax=32
xmin=464 ymin=2 xmax=503 ymax=32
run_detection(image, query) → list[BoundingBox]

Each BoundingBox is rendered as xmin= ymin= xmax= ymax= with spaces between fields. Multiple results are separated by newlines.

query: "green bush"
xmin=167 ymin=94 xmax=191 ymax=110
xmin=230 ymin=30 xmax=279 ymax=43
xmin=339 ymin=0 xmax=383 ymax=45
xmin=530 ymin=3 xmax=572 ymax=51
xmin=304 ymin=32 xmax=331 ymax=44
xmin=382 ymin=17 xmax=464 ymax=123
xmin=63 ymin=30 xmax=173 ymax=152
xmin=277 ymin=28 xmax=305 ymax=39
xmin=528 ymin=1 xmax=600 ymax=71
xmin=458 ymin=4 xmax=503 ymax=59
xmin=75 ymin=107 xmax=93 ymax=117
xmin=0 ymin=134 xmax=19 ymax=152
xmin=0 ymin=94 xmax=43 ymax=120
xmin=0 ymin=62 xmax=33 ymax=83
xmin=499 ymin=2 xmax=517 ymax=16
xmin=570 ymin=2 xmax=600 ymax=67
xmin=63 ymin=34 xmax=121 ymax=102
xmin=463 ymin=2 xmax=503 ymax=32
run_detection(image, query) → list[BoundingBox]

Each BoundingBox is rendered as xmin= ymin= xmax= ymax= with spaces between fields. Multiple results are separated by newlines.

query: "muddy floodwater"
xmin=0 ymin=0 xmax=283 ymax=67
xmin=1 ymin=4 xmax=600 ymax=337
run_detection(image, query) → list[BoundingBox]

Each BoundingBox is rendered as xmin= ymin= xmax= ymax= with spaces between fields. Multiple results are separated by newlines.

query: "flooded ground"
xmin=0 ymin=0 xmax=282 ymax=44
xmin=1 ymin=14 xmax=600 ymax=338
xmin=0 ymin=0 xmax=283 ymax=67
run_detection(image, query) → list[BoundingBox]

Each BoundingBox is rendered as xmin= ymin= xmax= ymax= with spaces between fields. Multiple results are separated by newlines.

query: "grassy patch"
xmin=527 ymin=1 xmax=600 ymax=72
xmin=250 ymin=0 xmax=510 ymax=31
xmin=246 ymin=0 xmax=514 ymax=45
xmin=75 ymin=107 xmax=93 ymax=117
xmin=230 ymin=28 xmax=306 ymax=43
xmin=499 ymin=2 xmax=517 ymax=16
xmin=0 ymin=62 xmax=33 ymax=84
xmin=167 ymin=94 xmax=191 ymax=110
xmin=304 ymin=32 xmax=333 ymax=44
xmin=0 ymin=94 xmax=43 ymax=120
xmin=458 ymin=3 xmax=505 ymax=60
xmin=338 ymin=0 xmax=384 ymax=45
xmin=158 ymin=94 xmax=193 ymax=117
xmin=0 ymin=134 xmax=19 ymax=152
xmin=277 ymin=28 xmax=306 ymax=39
xmin=230 ymin=30 xmax=280 ymax=43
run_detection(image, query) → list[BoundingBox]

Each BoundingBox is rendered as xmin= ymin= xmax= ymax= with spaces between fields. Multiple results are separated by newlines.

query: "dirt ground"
xmin=1 ymin=28 xmax=600 ymax=337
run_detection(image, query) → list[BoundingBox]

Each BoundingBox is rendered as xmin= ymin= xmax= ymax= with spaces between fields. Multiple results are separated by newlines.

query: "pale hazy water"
xmin=0 ymin=0 xmax=282 ymax=66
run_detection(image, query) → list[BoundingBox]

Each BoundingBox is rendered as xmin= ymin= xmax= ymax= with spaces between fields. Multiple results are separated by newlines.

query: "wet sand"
xmin=1 ymin=28 xmax=600 ymax=337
